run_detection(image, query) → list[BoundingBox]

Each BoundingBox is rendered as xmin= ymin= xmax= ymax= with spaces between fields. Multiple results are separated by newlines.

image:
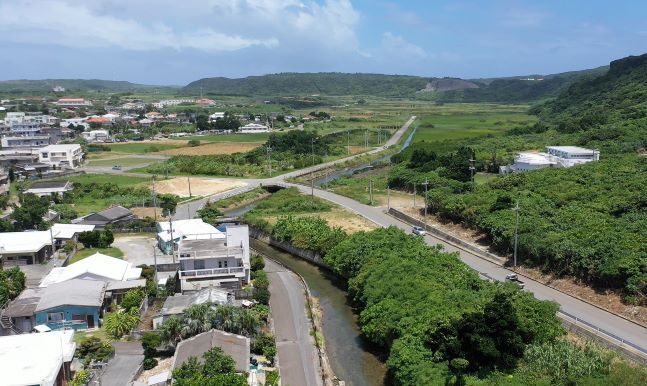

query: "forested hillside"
xmin=390 ymin=53 xmax=647 ymax=303
xmin=0 ymin=79 xmax=172 ymax=93
xmin=183 ymin=73 xmax=431 ymax=96
xmin=437 ymin=66 xmax=609 ymax=103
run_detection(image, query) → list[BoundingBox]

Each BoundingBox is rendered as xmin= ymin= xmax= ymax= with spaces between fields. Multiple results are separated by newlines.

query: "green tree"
xmin=0 ymin=267 xmax=27 ymax=305
xmin=141 ymin=332 xmax=161 ymax=359
xmin=78 ymin=230 xmax=101 ymax=248
xmin=11 ymin=193 xmax=50 ymax=230
xmin=104 ymin=309 xmax=140 ymax=339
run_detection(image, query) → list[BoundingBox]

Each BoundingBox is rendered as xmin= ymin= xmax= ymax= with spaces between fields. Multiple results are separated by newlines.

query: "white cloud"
xmin=0 ymin=0 xmax=356 ymax=52
xmin=381 ymin=32 xmax=427 ymax=58
xmin=501 ymin=8 xmax=547 ymax=28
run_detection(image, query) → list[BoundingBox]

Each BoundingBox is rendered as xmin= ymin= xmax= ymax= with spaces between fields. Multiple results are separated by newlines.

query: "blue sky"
xmin=0 ymin=0 xmax=645 ymax=85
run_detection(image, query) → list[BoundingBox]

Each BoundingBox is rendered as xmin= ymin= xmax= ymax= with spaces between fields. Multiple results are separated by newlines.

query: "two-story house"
xmin=38 ymin=144 xmax=84 ymax=169
xmin=177 ymin=225 xmax=251 ymax=292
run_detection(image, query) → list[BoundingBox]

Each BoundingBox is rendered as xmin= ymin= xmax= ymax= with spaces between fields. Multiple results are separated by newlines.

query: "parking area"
xmin=113 ymin=233 xmax=174 ymax=267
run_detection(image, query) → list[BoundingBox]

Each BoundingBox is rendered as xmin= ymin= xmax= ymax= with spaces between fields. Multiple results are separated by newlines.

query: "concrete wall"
xmin=248 ymin=226 xmax=331 ymax=269
xmin=387 ymin=208 xmax=506 ymax=265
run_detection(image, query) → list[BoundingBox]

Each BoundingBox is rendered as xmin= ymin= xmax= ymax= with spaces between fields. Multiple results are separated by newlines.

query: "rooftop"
xmin=35 ymin=279 xmax=106 ymax=312
xmin=40 ymin=252 xmax=141 ymax=287
xmin=159 ymin=287 xmax=232 ymax=316
xmin=0 ymin=330 xmax=76 ymax=386
xmin=39 ymin=144 xmax=82 ymax=152
xmin=172 ymin=329 xmax=250 ymax=374
xmin=0 ymin=231 xmax=51 ymax=254
xmin=157 ymin=219 xmax=223 ymax=242
xmin=26 ymin=180 xmax=71 ymax=190
xmin=51 ymin=223 xmax=96 ymax=239
xmin=545 ymin=146 xmax=597 ymax=155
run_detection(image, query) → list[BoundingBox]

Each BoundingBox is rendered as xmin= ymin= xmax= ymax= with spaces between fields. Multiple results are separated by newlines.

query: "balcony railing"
xmin=179 ymin=266 xmax=245 ymax=278
xmin=178 ymin=247 xmax=244 ymax=260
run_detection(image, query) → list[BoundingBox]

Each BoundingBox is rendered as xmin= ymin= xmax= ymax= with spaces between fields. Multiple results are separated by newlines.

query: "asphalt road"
xmin=286 ymin=182 xmax=647 ymax=356
xmin=265 ymin=258 xmax=323 ymax=386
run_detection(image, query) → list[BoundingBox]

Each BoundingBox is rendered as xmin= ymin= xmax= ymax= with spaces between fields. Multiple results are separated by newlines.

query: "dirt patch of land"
xmin=131 ymin=207 xmax=164 ymax=220
xmin=153 ymin=177 xmax=245 ymax=197
xmin=399 ymin=206 xmax=647 ymax=326
xmin=136 ymin=357 xmax=173 ymax=384
xmin=348 ymin=146 xmax=369 ymax=155
xmin=161 ymin=142 xmax=262 ymax=156
xmin=319 ymin=209 xmax=377 ymax=233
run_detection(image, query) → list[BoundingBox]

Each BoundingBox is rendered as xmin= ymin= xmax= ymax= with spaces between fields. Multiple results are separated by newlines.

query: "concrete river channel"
xmin=221 ymin=129 xmax=420 ymax=385
xmin=252 ymin=240 xmax=386 ymax=386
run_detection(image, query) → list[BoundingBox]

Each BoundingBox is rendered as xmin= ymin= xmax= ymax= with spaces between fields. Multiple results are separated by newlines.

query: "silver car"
xmin=412 ymin=226 xmax=426 ymax=236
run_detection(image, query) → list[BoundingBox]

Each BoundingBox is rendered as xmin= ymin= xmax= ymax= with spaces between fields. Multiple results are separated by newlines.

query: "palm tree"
xmin=160 ymin=316 xmax=183 ymax=347
xmin=104 ymin=309 xmax=139 ymax=339
xmin=180 ymin=304 xmax=214 ymax=338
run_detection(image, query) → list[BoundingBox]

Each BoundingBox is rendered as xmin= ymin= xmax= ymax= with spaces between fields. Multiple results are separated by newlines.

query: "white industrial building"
xmin=500 ymin=146 xmax=600 ymax=174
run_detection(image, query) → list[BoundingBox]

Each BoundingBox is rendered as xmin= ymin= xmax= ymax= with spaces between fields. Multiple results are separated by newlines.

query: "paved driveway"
xmin=266 ymin=259 xmax=322 ymax=386
xmin=113 ymin=234 xmax=173 ymax=267
xmin=100 ymin=342 xmax=144 ymax=386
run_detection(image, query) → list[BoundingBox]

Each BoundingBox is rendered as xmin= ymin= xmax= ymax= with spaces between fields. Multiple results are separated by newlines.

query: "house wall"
xmin=35 ymin=305 xmax=100 ymax=331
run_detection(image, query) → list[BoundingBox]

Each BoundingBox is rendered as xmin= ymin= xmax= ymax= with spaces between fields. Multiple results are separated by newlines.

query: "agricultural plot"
xmin=152 ymin=177 xmax=245 ymax=197
xmin=160 ymin=142 xmax=262 ymax=156
xmin=86 ymin=157 xmax=160 ymax=168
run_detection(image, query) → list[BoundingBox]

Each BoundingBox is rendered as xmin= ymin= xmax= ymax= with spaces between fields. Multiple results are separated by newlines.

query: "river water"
xmin=251 ymin=240 xmax=386 ymax=386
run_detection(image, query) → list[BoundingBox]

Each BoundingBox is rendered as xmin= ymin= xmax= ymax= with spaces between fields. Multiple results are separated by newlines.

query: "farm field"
xmin=104 ymin=142 xmax=183 ymax=153
xmin=183 ymin=133 xmax=271 ymax=142
xmin=153 ymin=176 xmax=245 ymax=197
xmin=86 ymin=157 xmax=159 ymax=167
xmin=64 ymin=174 xmax=151 ymax=186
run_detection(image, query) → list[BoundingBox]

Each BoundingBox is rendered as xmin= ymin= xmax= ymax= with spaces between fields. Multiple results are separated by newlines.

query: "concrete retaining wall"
xmin=388 ymin=208 xmax=506 ymax=264
xmin=248 ymin=226 xmax=332 ymax=269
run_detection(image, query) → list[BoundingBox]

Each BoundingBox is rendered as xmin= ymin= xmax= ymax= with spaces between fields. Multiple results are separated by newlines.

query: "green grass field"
xmin=412 ymin=112 xmax=536 ymax=143
xmin=70 ymin=247 xmax=124 ymax=264
xmin=105 ymin=142 xmax=183 ymax=153
xmin=64 ymin=174 xmax=151 ymax=186
xmin=86 ymin=157 xmax=158 ymax=167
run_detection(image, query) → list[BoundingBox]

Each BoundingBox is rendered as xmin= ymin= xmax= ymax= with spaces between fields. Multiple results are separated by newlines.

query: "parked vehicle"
xmin=505 ymin=273 xmax=525 ymax=288
xmin=112 ymin=165 xmax=122 ymax=170
xmin=412 ymin=226 xmax=426 ymax=236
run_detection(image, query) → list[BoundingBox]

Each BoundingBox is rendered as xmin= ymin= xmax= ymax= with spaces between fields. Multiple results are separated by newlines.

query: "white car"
xmin=412 ymin=226 xmax=426 ymax=236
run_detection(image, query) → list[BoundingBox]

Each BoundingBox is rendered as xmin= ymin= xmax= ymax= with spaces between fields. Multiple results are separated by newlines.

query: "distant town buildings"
xmin=55 ymin=98 xmax=92 ymax=107
xmin=52 ymin=85 xmax=66 ymax=92
xmin=500 ymin=146 xmax=600 ymax=174
xmin=239 ymin=123 xmax=271 ymax=133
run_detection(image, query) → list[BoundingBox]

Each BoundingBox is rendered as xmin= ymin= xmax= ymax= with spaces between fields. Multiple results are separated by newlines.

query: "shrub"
xmin=253 ymin=270 xmax=270 ymax=305
xmin=143 ymin=357 xmax=158 ymax=370
xmin=252 ymin=334 xmax=276 ymax=361
xmin=104 ymin=309 xmax=140 ymax=339
xmin=188 ymin=139 xmax=201 ymax=147
xmin=251 ymin=254 xmax=265 ymax=272
xmin=70 ymin=370 xmax=91 ymax=386
xmin=120 ymin=289 xmax=145 ymax=312
xmin=265 ymin=370 xmax=280 ymax=386
xmin=78 ymin=336 xmax=114 ymax=364
xmin=141 ymin=332 xmax=161 ymax=358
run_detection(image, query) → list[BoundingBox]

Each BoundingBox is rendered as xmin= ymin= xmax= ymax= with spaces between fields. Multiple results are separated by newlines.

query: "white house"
xmin=209 ymin=112 xmax=226 ymax=121
xmin=38 ymin=144 xmax=84 ymax=169
xmin=156 ymin=218 xmax=223 ymax=254
xmin=239 ymin=123 xmax=270 ymax=133
xmin=0 ymin=231 xmax=53 ymax=265
xmin=61 ymin=117 xmax=89 ymax=130
xmin=0 ymin=330 xmax=76 ymax=386
xmin=177 ymin=224 xmax=251 ymax=292
xmin=56 ymin=98 xmax=92 ymax=107
xmin=500 ymin=146 xmax=600 ymax=174
xmin=81 ymin=129 xmax=111 ymax=142
xmin=24 ymin=180 xmax=73 ymax=197
xmin=40 ymin=252 xmax=143 ymax=288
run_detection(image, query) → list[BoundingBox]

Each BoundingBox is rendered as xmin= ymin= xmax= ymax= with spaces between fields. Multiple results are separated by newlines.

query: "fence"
xmin=387 ymin=208 xmax=506 ymax=264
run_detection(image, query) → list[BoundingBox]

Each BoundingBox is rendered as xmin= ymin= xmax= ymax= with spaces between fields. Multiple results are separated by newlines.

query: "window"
xmin=224 ymin=260 xmax=228 ymax=268
xmin=47 ymin=312 xmax=64 ymax=322
xmin=71 ymin=314 xmax=86 ymax=321
xmin=41 ymin=152 xmax=48 ymax=159
xmin=218 ymin=261 xmax=222 ymax=268
xmin=194 ymin=259 xmax=205 ymax=270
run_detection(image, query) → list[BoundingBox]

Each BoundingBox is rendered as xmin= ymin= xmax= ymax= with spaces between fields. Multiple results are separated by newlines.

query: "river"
xmin=251 ymin=240 xmax=386 ymax=386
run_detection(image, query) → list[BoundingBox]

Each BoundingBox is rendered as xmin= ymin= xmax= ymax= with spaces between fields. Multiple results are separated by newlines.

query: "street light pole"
xmin=469 ymin=154 xmax=476 ymax=191
xmin=423 ymin=178 xmax=429 ymax=217
xmin=187 ymin=176 xmax=192 ymax=198
xmin=387 ymin=185 xmax=390 ymax=210
xmin=513 ymin=200 xmax=520 ymax=269
xmin=266 ymin=145 xmax=272 ymax=177
xmin=413 ymin=183 xmax=416 ymax=207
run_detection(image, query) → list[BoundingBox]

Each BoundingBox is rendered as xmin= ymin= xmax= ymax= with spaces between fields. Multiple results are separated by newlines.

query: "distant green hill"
xmin=437 ymin=66 xmax=609 ymax=103
xmin=0 ymin=79 xmax=175 ymax=93
xmin=182 ymin=73 xmax=434 ymax=97
xmin=535 ymin=54 xmax=647 ymax=125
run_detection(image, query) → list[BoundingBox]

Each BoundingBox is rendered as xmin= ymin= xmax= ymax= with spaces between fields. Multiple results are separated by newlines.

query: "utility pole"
xmin=266 ymin=145 xmax=272 ymax=177
xmin=364 ymin=129 xmax=368 ymax=149
xmin=387 ymin=185 xmax=390 ymax=210
xmin=152 ymin=176 xmax=157 ymax=220
xmin=347 ymin=130 xmax=350 ymax=155
xmin=168 ymin=213 xmax=176 ymax=263
xmin=413 ymin=183 xmax=416 ymax=208
xmin=469 ymin=152 xmax=476 ymax=191
xmin=153 ymin=246 xmax=158 ymax=287
xmin=369 ymin=178 xmax=373 ymax=205
xmin=513 ymin=200 xmax=520 ymax=269
xmin=311 ymin=138 xmax=315 ymax=198
xmin=423 ymin=178 xmax=429 ymax=217
xmin=187 ymin=176 xmax=192 ymax=198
